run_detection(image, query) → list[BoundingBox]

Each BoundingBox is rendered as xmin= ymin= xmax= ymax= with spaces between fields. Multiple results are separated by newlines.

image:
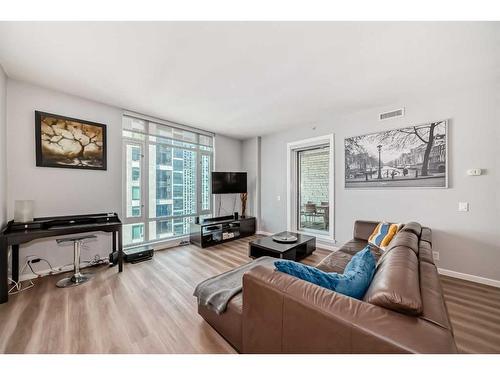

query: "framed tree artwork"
xmin=345 ymin=120 xmax=448 ymax=189
xmin=35 ymin=111 xmax=107 ymax=170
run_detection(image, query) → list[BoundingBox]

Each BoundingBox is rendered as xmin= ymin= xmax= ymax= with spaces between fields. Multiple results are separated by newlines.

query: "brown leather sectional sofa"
xmin=198 ymin=220 xmax=458 ymax=353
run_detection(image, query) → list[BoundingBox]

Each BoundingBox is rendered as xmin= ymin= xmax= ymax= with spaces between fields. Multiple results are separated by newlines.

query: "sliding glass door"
xmin=297 ymin=146 xmax=330 ymax=235
xmin=122 ymin=115 xmax=213 ymax=247
xmin=287 ymin=134 xmax=334 ymax=241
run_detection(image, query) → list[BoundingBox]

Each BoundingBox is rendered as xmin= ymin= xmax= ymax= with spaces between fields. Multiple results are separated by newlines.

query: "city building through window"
xmin=122 ymin=115 xmax=213 ymax=246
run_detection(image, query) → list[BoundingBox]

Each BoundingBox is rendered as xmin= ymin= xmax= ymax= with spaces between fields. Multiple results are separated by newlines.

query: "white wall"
xmin=6 ymin=79 xmax=123 ymax=276
xmin=4 ymin=80 xmax=245 ymax=278
xmin=214 ymin=134 xmax=243 ymax=216
xmin=242 ymin=137 xmax=261 ymax=226
xmin=0 ymin=65 xmax=6 ymax=228
xmin=260 ymin=82 xmax=500 ymax=281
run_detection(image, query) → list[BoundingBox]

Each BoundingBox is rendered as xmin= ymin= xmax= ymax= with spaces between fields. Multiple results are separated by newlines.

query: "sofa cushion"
xmin=400 ymin=222 xmax=422 ymax=237
xmin=316 ymin=240 xmax=382 ymax=273
xmin=363 ymin=246 xmax=422 ymax=315
xmin=368 ymin=222 xmax=400 ymax=250
xmin=275 ymin=247 xmax=376 ymax=299
xmin=316 ymin=250 xmax=353 ymax=273
xmin=340 ymin=239 xmax=375 ymax=256
xmin=386 ymin=230 xmax=419 ymax=255
xmin=421 ymin=227 xmax=432 ymax=245
xmin=419 ymin=262 xmax=453 ymax=331
xmin=419 ymin=241 xmax=435 ymax=264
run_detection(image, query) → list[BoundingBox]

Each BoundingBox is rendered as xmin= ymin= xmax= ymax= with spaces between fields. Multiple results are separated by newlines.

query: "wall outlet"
xmin=458 ymin=202 xmax=469 ymax=212
xmin=432 ymin=251 xmax=440 ymax=261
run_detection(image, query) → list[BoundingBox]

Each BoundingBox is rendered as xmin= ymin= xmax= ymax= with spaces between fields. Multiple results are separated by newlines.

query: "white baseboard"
xmin=137 ymin=235 xmax=189 ymax=251
xmin=256 ymin=230 xmax=273 ymax=236
xmin=438 ymin=268 xmax=500 ymax=288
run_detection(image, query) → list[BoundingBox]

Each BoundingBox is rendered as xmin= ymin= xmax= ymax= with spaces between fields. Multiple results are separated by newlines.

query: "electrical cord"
xmin=27 ymin=258 xmax=54 ymax=276
xmin=8 ymin=235 xmax=106 ymax=296
xmin=9 ymin=253 xmax=107 ymax=295
xmin=37 ymin=254 xmax=106 ymax=273
xmin=8 ymin=278 xmax=35 ymax=295
xmin=8 ymin=261 xmax=35 ymax=295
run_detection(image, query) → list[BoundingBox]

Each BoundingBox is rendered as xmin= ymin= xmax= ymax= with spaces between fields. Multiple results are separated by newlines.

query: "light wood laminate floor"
xmin=0 ymin=236 xmax=498 ymax=353
xmin=440 ymin=275 xmax=500 ymax=353
xmin=0 ymin=236 xmax=329 ymax=353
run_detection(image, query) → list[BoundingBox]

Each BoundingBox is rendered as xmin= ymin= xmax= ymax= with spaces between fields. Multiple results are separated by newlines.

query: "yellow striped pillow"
xmin=368 ymin=222 xmax=399 ymax=250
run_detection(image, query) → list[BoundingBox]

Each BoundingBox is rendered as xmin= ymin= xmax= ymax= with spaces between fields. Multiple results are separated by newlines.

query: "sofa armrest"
xmin=242 ymin=266 xmax=457 ymax=354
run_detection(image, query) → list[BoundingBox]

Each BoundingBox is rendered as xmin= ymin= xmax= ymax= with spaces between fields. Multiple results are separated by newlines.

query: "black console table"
xmin=190 ymin=216 xmax=256 ymax=248
xmin=0 ymin=212 xmax=123 ymax=304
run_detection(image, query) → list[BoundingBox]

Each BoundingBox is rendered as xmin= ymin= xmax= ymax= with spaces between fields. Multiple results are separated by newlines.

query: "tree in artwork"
xmin=39 ymin=115 xmax=105 ymax=168
xmin=344 ymin=120 xmax=447 ymax=188
xmin=371 ymin=121 xmax=443 ymax=177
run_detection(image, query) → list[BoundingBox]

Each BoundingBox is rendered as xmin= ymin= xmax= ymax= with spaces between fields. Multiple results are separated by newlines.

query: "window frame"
xmin=123 ymin=140 xmax=146 ymax=226
xmin=286 ymin=134 xmax=335 ymax=242
xmin=122 ymin=115 xmax=214 ymax=247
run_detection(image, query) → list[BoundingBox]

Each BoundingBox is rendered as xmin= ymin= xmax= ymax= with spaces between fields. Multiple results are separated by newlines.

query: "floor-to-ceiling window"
xmin=287 ymin=135 xmax=334 ymax=241
xmin=122 ymin=115 xmax=213 ymax=246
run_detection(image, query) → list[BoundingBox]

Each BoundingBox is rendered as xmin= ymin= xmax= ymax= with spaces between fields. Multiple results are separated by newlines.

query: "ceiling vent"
xmin=379 ymin=108 xmax=404 ymax=121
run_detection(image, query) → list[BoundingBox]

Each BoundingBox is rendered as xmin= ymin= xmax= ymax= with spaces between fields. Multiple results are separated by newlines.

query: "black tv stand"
xmin=189 ymin=216 xmax=256 ymax=248
xmin=202 ymin=215 xmax=234 ymax=223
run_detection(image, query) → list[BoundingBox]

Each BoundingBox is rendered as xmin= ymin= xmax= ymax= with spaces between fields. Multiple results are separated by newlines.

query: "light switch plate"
xmin=277 ymin=195 xmax=281 ymax=201
xmin=432 ymin=251 xmax=440 ymax=261
xmin=458 ymin=202 xmax=469 ymax=212
xmin=467 ymin=168 xmax=482 ymax=176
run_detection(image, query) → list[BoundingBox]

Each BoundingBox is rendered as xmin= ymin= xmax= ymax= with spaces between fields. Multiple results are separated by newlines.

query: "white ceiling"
xmin=0 ymin=22 xmax=499 ymax=139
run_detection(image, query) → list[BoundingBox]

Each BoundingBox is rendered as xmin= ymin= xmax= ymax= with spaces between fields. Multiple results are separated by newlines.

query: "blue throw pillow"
xmin=334 ymin=246 xmax=377 ymax=299
xmin=344 ymin=245 xmax=375 ymax=275
xmin=274 ymin=246 xmax=376 ymax=299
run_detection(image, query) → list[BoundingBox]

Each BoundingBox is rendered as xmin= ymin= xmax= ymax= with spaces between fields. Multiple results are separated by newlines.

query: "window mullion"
xmin=144 ymin=122 xmax=150 ymax=243
xmin=196 ymin=142 xmax=201 ymax=217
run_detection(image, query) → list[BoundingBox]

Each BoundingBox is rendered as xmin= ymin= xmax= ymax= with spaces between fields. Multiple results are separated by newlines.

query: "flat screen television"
xmin=212 ymin=172 xmax=247 ymax=194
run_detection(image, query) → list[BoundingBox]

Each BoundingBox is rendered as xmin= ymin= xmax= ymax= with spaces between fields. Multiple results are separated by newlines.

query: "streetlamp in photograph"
xmin=377 ymin=144 xmax=382 ymax=179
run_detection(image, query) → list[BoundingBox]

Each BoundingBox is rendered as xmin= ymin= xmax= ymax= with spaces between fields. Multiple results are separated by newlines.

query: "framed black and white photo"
xmin=35 ymin=111 xmax=107 ymax=170
xmin=345 ymin=120 xmax=448 ymax=188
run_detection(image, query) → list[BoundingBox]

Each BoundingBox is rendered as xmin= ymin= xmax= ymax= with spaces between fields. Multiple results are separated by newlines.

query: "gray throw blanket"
xmin=193 ymin=256 xmax=277 ymax=314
